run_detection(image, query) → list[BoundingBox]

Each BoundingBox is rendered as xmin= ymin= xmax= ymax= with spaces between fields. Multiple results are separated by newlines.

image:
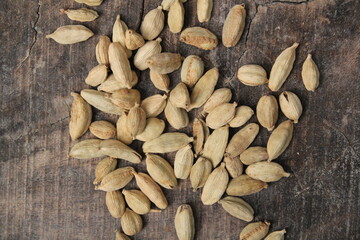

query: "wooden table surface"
xmin=1 ymin=0 xmax=359 ymax=239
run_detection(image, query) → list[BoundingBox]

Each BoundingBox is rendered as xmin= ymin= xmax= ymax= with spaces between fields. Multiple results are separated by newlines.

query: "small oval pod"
xmin=96 ymin=35 xmax=110 ymax=65
xmin=105 ymin=191 xmax=126 ymax=218
xmin=168 ymin=0 xmax=185 ymax=33
xmin=226 ymin=123 xmax=259 ymax=158
xmin=169 ymin=82 xmax=191 ymax=110
xmin=108 ymin=42 xmax=132 ymax=88
xmin=201 ymin=163 xmax=229 ymax=205
xmin=115 ymin=230 xmax=130 ymax=240
xmin=218 ymin=196 xmax=254 ymax=222
xmin=140 ymin=7 xmax=165 ymax=40
xmin=80 ymin=89 xmax=123 ymax=115
xmin=203 ymin=88 xmax=232 ymax=114
xmin=302 ymin=54 xmax=319 ymax=91
xmin=192 ymin=118 xmax=208 ymax=157
xmin=181 ymin=55 xmax=204 ymax=88
xmin=228 ymin=106 xmax=254 ymax=128
xmin=106 ymin=88 xmax=141 ymax=110
xmin=197 ymin=0 xmax=213 ymax=23
xmin=256 ymin=95 xmax=278 ymax=131
xmin=240 ymin=146 xmax=268 ymax=165
xmin=237 ymin=64 xmax=268 ymax=86
xmin=226 ymin=174 xmax=268 ymax=197
xmin=175 ymin=204 xmax=195 ymax=240
xmin=146 ymin=53 xmax=183 ymax=74
xmin=279 ymin=91 xmax=303 ymax=123
xmin=120 ymin=208 xmax=143 ymax=236
xmin=134 ymin=38 xmax=162 ymax=70
xmin=205 ymin=102 xmax=237 ymax=129
xmin=245 ymin=161 xmax=290 ymax=182
xmin=99 ymin=139 xmax=142 ymax=163
xmin=116 ymin=113 xmax=133 ymax=145
xmin=136 ymin=118 xmax=165 ymax=142
xmin=174 ymin=145 xmax=194 ymax=179
xmin=202 ymin=125 xmax=229 ymax=167
xmin=93 ymin=157 xmax=117 ymax=185
xmin=149 ymin=70 xmax=170 ymax=92
xmin=122 ymin=189 xmax=151 ymax=215
xmin=240 ymin=221 xmax=270 ymax=240
xmin=222 ymin=4 xmax=246 ymax=47
xmin=143 ymin=133 xmax=193 ymax=153
xmin=267 ymin=120 xmax=293 ymax=161
xmin=180 ymin=27 xmax=218 ymax=50
xmin=189 ymin=157 xmax=213 ymax=191
xmin=95 ymin=167 xmax=135 ymax=192
xmin=89 ymin=120 xmax=116 ymax=139
xmin=164 ymin=99 xmax=189 ymax=130
xmin=146 ymin=154 xmax=177 ymax=189
xmin=46 ymin=25 xmax=94 ymax=44
xmin=69 ymin=139 xmax=103 ymax=159
xmin=69 ymin=92 xmax=92 ymax=141
xmin=61 ymin=8 xmax=99 ymax=22
xmin=264 ymin=229 xmax=286 ymax=240
xmin=126 ymin=103 xmax=147 ymax=139
xmin=125 ymin=29 xmax=145 ymax=50
xmin=224 ymin=154 xmax=243 ymax=178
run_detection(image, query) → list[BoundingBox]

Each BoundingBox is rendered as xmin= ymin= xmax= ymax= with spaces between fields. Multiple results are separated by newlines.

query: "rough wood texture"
xmin=1 ymin=0 xmax=359 ymax=239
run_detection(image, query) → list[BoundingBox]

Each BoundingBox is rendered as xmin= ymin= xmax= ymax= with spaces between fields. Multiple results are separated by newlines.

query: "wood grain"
xmin=1 ymin=0 xmax=359 ymax=239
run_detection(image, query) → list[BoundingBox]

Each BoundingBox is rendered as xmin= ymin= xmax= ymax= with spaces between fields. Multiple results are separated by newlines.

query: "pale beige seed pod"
xmin=197 ymin=0 xmax=213 ymax=22
xmin=121 ymin=208 xmax=143 ymax=236
xmin=240 ymin=221 xmax=270 ymax=240
xmin=125 ymin=29 xmax=145 ymax=50
xmin=222 ymin=4 xmax=246 ymax=47
xmin=264 ymin=229 xmax=286 ymax=240
xmin=174 ymin=145 xmax=194 ymax=179
xmin=95 ymin=167 xmax=135 ymax=191
xmin=226 ymin=174 xmax=268 ymax=197
xmin=108 ymin=42 xmax=132 ymax=88
xmin=89 ymin=120 xmax=116 ymax=139
xmin=269 ymin=42 xmax=299 ymax=91
xmin=267 ymin=120 xmax=293 ymax=161
xmin=115 ymin=230 xmax=130 ymax=240
xmin=112 ymin=15 xmax=132 ymax=58
xmin=256 ymin=95 xmax=278 ymax=131
xmin=122 ymin=189 xmax=151 ymax=215
xmin=201 ymin=163 xmax=229 ymax=205
xmin=181 ymin=55 xmax=204 ymax=88
xmin=105 ymin=88 xmax=141 ymax=110
xmin=240 ymin=146 xmax=268 ymax=165
xmin=136 ymin=118 xmax=165 ymax=142
xmin=226 ymin=123 xmax=259 ymax=158
xmin=105 ymin=191 xmax=126 ymax=218
xmin=133 ymin=172 xmax=168 ymax=209
xmin=218 ymin=196 xmax=254 ymax=222
xmin=202 ymin=125 xmax=229 ymax=167
xmin=146 ymin=154 xmax=177 ymax=189
xmin=228 ymin=106 xmax=254 ymax=128
xmin=237 ymin=64 xmax=268 ymax=86
xmin=190 ymin=157 xmax=212 ymax=191
xmin=116 ymin=113 xmax=133 ymax=145
xmin=192 ymin=118 xmax=208 ymax=157
xmin=141 ymin=94 xmax=167 ymax=118
xmin=85 ymin=64 xmax=108 ymax=87
xmin=161 ymin=0 xmax=188 ymax=11
xmin=99 ymin=140 xmax=142 ymax=163
xmin=69 ymin=139 xmax=104 ymax=159
xmin=149 ymin=70 xmax=170 ymax=92
xmin=203 ymin=88 xmax=232 ymax=114
xmin=93 ymin=157 xmax=117 ymax=185
xmin=127 ymin=103 xmax=146 ymax=139
xmin=164 ymin=100 xmax=189 ymax=130
xmin=98 ymin=72 xmax=138 ymax=92
xmin=134 ymin=38 xmax=162 ymax=70
xmin=69 ymin=92 xmax=92 ymax=141
xmin=168 ymin=0 xmax=185 ymax=33
xmin=279 ymin=91 xmax=303 ymax=123
xmin=302 ymin=54 xmax=319 ymax=91
xmin=95 ymin=35 xmax=110 ymax=66
xmin=180 ymin=27 xmax=218 ymax=50
xmin=46 ymin=25 xmax=94 ymax=44
xmin=169 ymin=82 xmax=190 ymax=109
xmin=146 ymin=53 xmax=183 ymax=74
xmin=224 ymin=154 xmax=243 ymax=178
xmin=205 ymin=102 xmax=237 ymax=129
xmin=61 ymin=8 xmax=99 ymax=22
xmin=175 ymin=204 xmax=195 ymax=240
xmin=75 ymin=0 xmax=103 ymax=6
xmin=143 ymin=133 xmax=193 ymax=153
xmin=246 ymin=161 xmax=290 ymax=182
xmin=140 ymin=6 xmax=165 ymax=40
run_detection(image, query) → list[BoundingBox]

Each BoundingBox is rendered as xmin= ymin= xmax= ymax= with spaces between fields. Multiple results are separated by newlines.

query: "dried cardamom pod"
xmin=140 ymin=7 xmax=165 ymax=40
xmin=122 ymin=189 xmax=151 ymax=215
xmin=279 ymin=91 xmax=303 ymax=123
xmin=203 ymin=88 xmax=232 ymax=114
xmin=98 ymin=72 xmax=138 ymax=92
xmin=125 ymin=29 xmax=145 ymax=50
xmin=237 ymin=64 xmax=268 ymax=86
xmin=269 ymin=42 xmax=299 ymax=91
xmin=108 ymin=42 xmax=133 ymax=88
xmin=256 ymin=95 xmax=278 ymax=131
xmin=240 ymin=221 xmax=270 ymax=240
xmin=202 ymin=125 xmax=229 ymax=167
xmin=228 ymin=106 xmax=254 ymax=128
xmin=264 ymin=229 xmax=286 ymax=240
xmin=89 ymin=120 xmax=116 ymax=139
xmin=112 ymin=15 xmax=132 ymax=58
xmin=302 ymin=54 xmax=319 ymax=91
xmin=169 ymin=82 xmax=190 ymax=109
xmin=146 ymin=53 xmax=183 ymax=74
xmin=164 ymin=100 xmax=189 ymax=130
xmin=240 ymin=147 xmax=268 ymax=165
xmin=190 ymin=157 xmax=212 ymax=191
xmin=143 ymin=132 xmax=193 ymax=153
xmin=205 ymin=102 xmax=237 ymax=129
xmin=75 ymin=0 xmax=103 ymax=6
xmin=224 ymin=154 xmax=243 ymax=178
xmin=105 ymin=88 xmax=141 ymax=110
xmin=136 ymin=118 xmax=165 ymax=142
xmin=162 ymin=0 xmax=187 ymax=11
xmin=218 ymin=196 xmax=254 ymax=222
xmin=95 ymin=167 xmax=135 ymax=191
xmin=115 ymin=230 xmax=130 ymax=240
xmin=96 ymin=35 xmax=110 ymax=66
xmin=141 ymin=94 xmax=167 ymax=118
xmin=188 ymin=68 xmax=219 ymax=110
xmin=201 ymin=163 xmax=229 ymax=205
xmin=180 ymin=27 xmax=218 ymax=50
xmin=85 ymin=64 xmax=108 ymax=87
xmin=133 ymin=172 xmax=168 ymax=209
xmin=134 ymin=38 xmax=162 ymax=70
xmin=197 ymin=0 xmax=213 ymax=22
xmin=69 ymin=92 xmax=92 ymax=141
xmin=181 ymin=55 xmax=204 ymax=88
xmin=46 ymin=25 xmax=94 ymax=44
xmin=60 ymin=8 xmax=99 ymax=22
xmin=175 ymin=204 xmax=195 ymax=240
xmin=116 ymin=113 xmax=133 ymax=145
xmin=192 ymin=118 xmax=208 ymax=157
xmin=146 ymin=154 xmax=177 ymax=189
xmin=127 ymin=103 xmax=146 ymax=139
xmin=222 ymin=4 xmax=246 ymax=47
xmin=93 ymin=157 xmax=117 ymax=185
xmin=69 ymin=139 xmax=104 ymax=159
xmin=168 ymin=0 xmax=185 ymax=33
xmin=246 ymin=161 xmax=290 ymax=182
xmin=226 ymin=174 xmax=268 ymax=196
xmin=226 ymin=123 xmax=259 ymax=158
xmin=105 ymin=191 xmax=126 ymax=218
xmin=99 ymin=139 xmax=142 ymax=163
xmin=174 ymin=145 xmax=194 ymax=179
xmin=267 ymin=120 xmax=293 ymax=161
xmin=120 ymin=208 xmax=143 ymax=236
xmin=149 ymin=70 xmax=170 ymax=92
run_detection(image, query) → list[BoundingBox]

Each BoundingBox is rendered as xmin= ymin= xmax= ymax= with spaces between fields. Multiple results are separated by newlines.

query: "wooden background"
xmin=1 ymin=0 xmax=359 ymax=239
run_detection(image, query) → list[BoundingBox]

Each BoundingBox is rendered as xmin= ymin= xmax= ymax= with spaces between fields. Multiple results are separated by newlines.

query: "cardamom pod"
xmin=149 ymin=70 xmax=170 ymax=92
xmin=105 ymin=88 xmax=141 ymax=110
xmin=85 ymin=64 xmax=108 ymax=87
xmin=174 ymin=145 xmax=194 ymax=179
xmin=95 ymin=167 xmax=135 ymax=191
xmin=218 ymin=196 xmax=254 ymax=222
xmin=122 ymin=189 xmax=151 ymax=215
xmin=116 ymin=113 xmax=133 ymax=145
xmin=161 ymin=0 xmax=188 ymax=11
xmin=269 ymin=42 xmax=299 ymax=91
xmin=112 ymin=15 xmax=132 ymax=58
xmin=115 ymin=230 xmax=130 ymax=240
xmin=99 ymin=139 xmax=142 ymax=163
xmin=264 ymin=229 xmax=286 ymax=240
xmin=89 ymin=120 xmax=116 ymax=139
xmin=267 ymin=120 xmax=293 ymax=161
xmin=96 ymin=35 xmax=110 ymax=66
xmin=256 ymin=95 xmax=278 ymax=131
xmin=69 ymin=92 xmax=92 ymax=141
xmin=246 ymin=161 xmax=290 ymax=182
xmin=120 ymin=208 xmax=143 ymax=236
xmin=192 ymin=118 xmax=208 ymax=157
xmin=226 ymin=174 xmax=268 ymax=196
xmin=136 ymin=118 xmax=165 ymax=142
xmin=105 ymin=191 xmax=126 ymax=218
xmin=205 ymin=102 xmax=237 ymax=129
xmin=279 ymin=91 xmax=303 ymax=123
xmin=168 ymin=0 xmax=185 ymax=33
xmin=189 ymin=157 xmax=212 ymax=191
xmin=164 ymin=99 xmax=189 ymax=130
xmin=181 ymin=55 xmax=204 ymax=88
xmin=134 ymin=38 xmax=162 ymax=70
xmin=146 ymin=53 xmax=183 ymax=74
xmin=75 ymin=0 xmax=103 ymax=6
xmin=169 ymin=82 xmax=190 ymax=109
xmin=237 ymin=64 xmax=268 ymax=86
xmin=175 ymin=204 xmax=195 ymax=240
xmin=228 ymin=106 xmax=254 ymax=128
xmin=141 ymin=94 xmax=167 ymax=118
xmin=93 ymin=157 xmax=117 ymax=185
xmin=202 ymin=125 xmax=229 ymax=167
xmin=226 ymin=123 xmax=259 ymax=158
xmin=61 ymin=8 xmax=99 ymax=22
xmin=203 ymin=88 xmax=232 ymax=114
xmin=197 ymin=0 xmax=213 ymax=22
xmin=98 ymin=72 xmax=138 ymax=92
xmin=108 ymin=42 xmax=133 ymax=88
xmin=140 ymin=7 xmax=165 ymax=40
xmin=222 ymin=4 xmax=246 ymax=47
xmin=46 ymin=25 xmax=94 ymax=44
xmin=180 ymin=27 xmax=218 ymax=50
xmin=125 ymin=29 xmax=145 ymax=50
xmin=224 ymin=154 xmax=243 ymax=178
xmin=302 ymin=54 xmax=319 ymax=91
xmin=201 ymin=163 xmax=229 ymax=205
xmin=146 ymin=154 xmax=177 ymax=189
xmin=127 ymin=103 xmax=146 ymax=139
xmin=240 ymin=221 xmax=270 ymax=240
xmin=143 ymin=133 xmax=193 ymax=153
xmin=240 ymin=147 xmax=268 ymax=165
xmin=69 ymin=139 xmax=104 ymax=159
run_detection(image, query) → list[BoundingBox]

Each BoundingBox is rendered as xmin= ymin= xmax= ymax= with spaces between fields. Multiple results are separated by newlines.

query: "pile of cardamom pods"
xmin=47 ymin=0 xmax=320 ymax=239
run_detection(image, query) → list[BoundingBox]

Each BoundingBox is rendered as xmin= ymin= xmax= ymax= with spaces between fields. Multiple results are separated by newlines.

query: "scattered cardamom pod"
xmin=168 ymin=0 xmax=185 ymax=33
xmin=98 ymin=72 xmax=138 ymax=92
xmin=201 ymin=163 xmax=229 ymax=205
xmin=93 ymin=157 xmax=117 ymax=185
xmin=146 ymin=154 xmax=177 ymax=189
xmin=143 ymin=132 xmax=193 ymax=153
xmin=99 ymin=139 xmax=142 ymax=163
xmin=226 ymin=123 xmax=259 ymax=158
xmin=69 ymin=92 xmax=92 ymax=141
xmin=120 ymin=208 xmax=143 ymax=236
xmin=136 ymin=118 xmax=165 ymax=142
xmin=105 ymin=88 xmax=141 ymax=110
xmin=95 ymin=167 xmax=135 ymax=191
xmin=108 ymin=42 xmax=133 ymax=88
xmin=175 ymin=204 xmax=195 ymax=240
xmin=116 ymin=113 xmax=133 ymax=145
xmin=174 ymin=145 xmax=194 ymax=179
xmin=192 ymin=118 xmax=208 ymax=157
xmin=267 ymin=120 xmax=293 ymax=161
xmin=115 ymin=230 xmax=130 ymax=240
xmin=180 ymin=27 xmax=218 ymax=50
xmin=95 ymin=35 xmax=111 ymax=66
xmin=203 ymin=88 xmax=232 ymax=114
xmin=125 ymin=29 xmax=145 ymax=50
xmin=149 ymin=70 xmax=170 ymax=92
xmin=226 ymin=174 xmax=268 ymax=196
xmin=60 ymin=8 xmax=99 ymax=22
xmin=202 ymin=125 xmax=229 ymax=167
xmin=181 ymin=55 xmax=204 ymax=88
xmin=146 ymin=53 xmax=183 ymax=74
xmin=224 ymin=154 xmax=243 ymax=178
xmin=122 ymin=189 xmax=151 ymax=215
xmin=69 ymin=139 xmax=104 ymax=159
xmin=190 ymin=157 xmax=212 ymax=191
xmin=164 ymin=99 xmax=189 ymax=130
xmin=46 ymin=25 xmax=94 ymax=44
xmin=105 ymin=191 xmax=126 ymax=218
xmin=89 ymin=120 xmax=116 ymax=139
xmin=85 ymin=64 xmax=108 ymax=87
xmin=161 ymin=0 xmax=188 ymax=11
xmin=169 ymin=82 xmax=190 ymax=109
xmin=240 ymin=221 xmax=270 ymax=240
xmin=228 ymin=106 xmax=254 ymax=128
xmin=112 ymin=15 xmax=132 ymax=58
xmin=256 ymin=95 xmax=278 ymax=131
xmin=237 ymin=64 xmax=268 ymax=86
xmin=197 ymin=0 xmax=213 ymax=22
xmin=218 ymin=196 xmax=254 ymax=222
xmin=75 ymin=0 xmax=103 ymax=6
xmin=140 ymin=7 xmax=165 ymax=40
xmin=246 ymin=161 xmax=290 ymax=182
xmin=222 ymin=4 xmax=246 ymax=47
xmin=134 ymin=38 xmax=162 ymax=70
xmin=279 ymin=91 xmax=303 ymax=123
xmin=205 ymin=102 xmax=237 ymax=129
xmin=302 ymin=54 xmax=319 ymax=91
xmin=127 ymin=103 xmax=147 ymax=139
xmin=141 ymin=94 xmax=167 ymax=118
xmin=240 ymin=147 xmax=268 ymax=165
xmin=264 ymin=229 xmax=286 ymax=240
